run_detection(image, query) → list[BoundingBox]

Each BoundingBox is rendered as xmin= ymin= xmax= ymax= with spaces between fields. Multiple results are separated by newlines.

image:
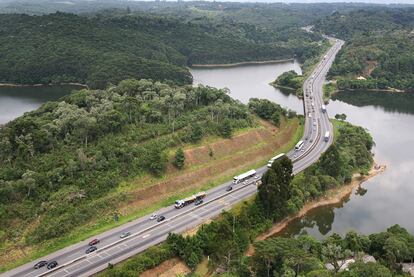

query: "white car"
xmin=149 ymin=214 xmax=158 ymax=220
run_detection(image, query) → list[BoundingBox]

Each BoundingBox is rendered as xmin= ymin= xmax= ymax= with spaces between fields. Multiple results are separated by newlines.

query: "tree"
xmin=272 ymin=112 xmax=281 ymax=127
xmin=190 ymin=123 xmax=203 ymax=143
xmin=219 ymin=119 xmax=233 ymax=138
xmin=174 ymin=148 xmax=185 ymax=169
xmin=322 ymin=243 xmax=352 ymax=274
xmin=257 ymin=156 xmax=293 ymax=219
xmin=339 ymin=262 xmax=392 ymax=277
xmin=335 ymin=113 xmax=347 ymax=121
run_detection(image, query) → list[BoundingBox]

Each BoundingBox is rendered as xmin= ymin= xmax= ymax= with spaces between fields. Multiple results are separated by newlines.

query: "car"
xmin=86 ymin=246 xmax=97 ymax=254
xmin=47 ymin=261 xmax=58 ymax=270
xmin=149 ymin=214 xmax=158 ymax=220
xmin=157 ymin=215 xmax=166 ymax=222
xmin=195 ymin=199 xmax=203 ymax=206
xmin=226 ymin=186 xmax=233 ymax=192
xmin=120 ymin=232 xmax=131 ymax=238
xmin=33 ymin=261 xmax=48 ymax=269
xmin=88 ymin=238 xmax=100 ymax=246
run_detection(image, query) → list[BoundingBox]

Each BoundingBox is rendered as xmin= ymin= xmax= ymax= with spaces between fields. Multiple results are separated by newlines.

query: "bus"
xmin=267 ymin=153 xmax=286 ymax=168
xmin=233 ymin=169 xmax=256 ymax=184
xmin=295 ymin=140 xmax=304 ymax=151
xmin=324 ymin=131 xmax=330 ymax=142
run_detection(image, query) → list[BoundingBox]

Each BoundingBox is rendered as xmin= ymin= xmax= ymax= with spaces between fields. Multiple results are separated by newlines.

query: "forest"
xmin=0 ymin=11 xmax=325 ymax=88
xmin=102 ymin=121 xmax=377 ymax=276
xmin=0 ymin=79 xmax=286 ymax=254
xmin=315 ymin=8 xmax=414 ymax=91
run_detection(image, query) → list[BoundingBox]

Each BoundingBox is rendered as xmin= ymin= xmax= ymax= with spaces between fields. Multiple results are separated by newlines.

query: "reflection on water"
xmin=193 ymin=63 xmax=414 ymax=238
xmin=333 ymin=90 xmax=414 ymax=115
xmin=0 ymin=85 xmax=82 ymax=124
xmin=191 ymin=61 xmax=304 ymax=113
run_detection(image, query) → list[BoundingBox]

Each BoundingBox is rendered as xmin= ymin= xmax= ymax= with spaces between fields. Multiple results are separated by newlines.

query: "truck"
xmin=267 ymin=153 xmax=286 ymax=168
xmin=324 ymin=131 xmax=330 ymax=142
xmin=174 ymin=191 xmax=206 ymax=209
xmin=321 ymin=105 xmax=327 ymax=113
xmin=233 ymin=169 xmax=257 ymax=184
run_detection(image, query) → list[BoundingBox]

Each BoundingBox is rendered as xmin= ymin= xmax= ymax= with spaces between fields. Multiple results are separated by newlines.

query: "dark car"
xmin=157 ymin=215 xmax=166 ymax=222
xmin=120 ymin=232 xmax=131 ymax=238
xmin=33 ymin=261 xmax=48 ymax=269
xmin=88 ymin=238 xmax=100 ymax=246
xmin=47 ymin=261 xmax=58 ymax=270
xmin=86 ymin=246 xmax=97 ymax=254
xmin=226 ymin=186 xmax=233 ymax=192
xmin=195 ymin=199 xmax=203 ymax=206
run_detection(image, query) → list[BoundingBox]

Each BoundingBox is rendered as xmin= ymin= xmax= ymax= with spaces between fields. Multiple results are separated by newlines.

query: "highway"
xmin=2 ymin=38 xmax=344 ymax=277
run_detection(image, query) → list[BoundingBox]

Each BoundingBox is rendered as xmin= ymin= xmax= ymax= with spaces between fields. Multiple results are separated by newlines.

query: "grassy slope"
xmin=1 ymin=117 xmax=303 ymax=272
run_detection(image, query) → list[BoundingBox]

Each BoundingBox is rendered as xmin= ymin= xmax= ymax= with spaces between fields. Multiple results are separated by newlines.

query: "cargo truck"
xmin=174 ymin=191 xmax=206 ymax=209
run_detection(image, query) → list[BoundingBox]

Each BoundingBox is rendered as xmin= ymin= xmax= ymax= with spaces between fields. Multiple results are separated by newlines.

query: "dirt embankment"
xmin=140 ymin=258 xmax=191 ymax=277
xmin=245 ymin=163 xmax=386 ymax=256
xmin=118 ymin=119 xmax=299 ymax=215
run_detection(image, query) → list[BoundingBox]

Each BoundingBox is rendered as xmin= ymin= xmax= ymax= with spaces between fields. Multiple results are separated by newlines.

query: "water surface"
xmin=191 ymin=64 xmax=414 ymax=237
xmin=0 ymin=85 xmax=81 ymax=124
xmin=192 ymin=60 xmax=303 ymax=112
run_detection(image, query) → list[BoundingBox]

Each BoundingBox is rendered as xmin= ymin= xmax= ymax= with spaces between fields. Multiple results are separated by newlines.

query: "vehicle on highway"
xmin=120 ymin=232 xmax=131 ymax=238
xmin=195 ymin=199 xmax=203 ymax=206
xmin=226 ymin=186 xmax=233 ymax=192
xmin=174 ymin=191 xmax=206 ymax=209
xmin=47 ymin=261 xmax=58 ymax=270
xmin=324 ymin=131 xmax=330 ymax=142
xmin=295 ymin=140 xmax=304 ymax=151
xmin=33 ymin=261 xmax=48 ymax=269
xmin=157 ymin=215 xmax=166 ymax=222
xmin=149 ymin=213 xmax=158 ymax=220
xmin=267 ymin=153 xmax=285 ymax=168
xmin=88 ymin=238 xmax=100 ymax=246
xmin=86 ymin=246 xmax=97 ymax=254
xmin=233 ymin=169 xmax=256 ymax=184
xmin=321 ymin=105 xmax=327 ymax=113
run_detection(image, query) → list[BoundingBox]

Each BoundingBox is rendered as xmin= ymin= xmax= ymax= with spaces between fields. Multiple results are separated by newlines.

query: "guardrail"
xmin=35 ymin=176 xmax=260 ymax=277
xmin=34 ymin=40 xmax=342 ymax=277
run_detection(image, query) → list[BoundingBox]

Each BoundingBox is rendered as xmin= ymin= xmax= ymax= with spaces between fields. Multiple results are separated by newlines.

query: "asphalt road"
xmin=2 ymin=38 xmax=344 ymax=277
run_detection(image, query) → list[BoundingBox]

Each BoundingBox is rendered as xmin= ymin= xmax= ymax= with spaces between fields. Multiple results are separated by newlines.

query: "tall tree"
xmin=257 ymin=156 xmax=293 ymax=219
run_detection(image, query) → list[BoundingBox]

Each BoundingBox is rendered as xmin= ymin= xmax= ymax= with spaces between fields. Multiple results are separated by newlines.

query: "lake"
xmin=191 ymin=64 xmax=414 ymax=237
xmin=0 ymin=85 xmax=82 ymax=124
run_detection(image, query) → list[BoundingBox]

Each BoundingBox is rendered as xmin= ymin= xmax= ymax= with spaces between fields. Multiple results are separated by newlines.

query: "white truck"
xmin=233 ymin=169 xmax=256 ymax=184
xmin=174 ymin=191 xmax=206 ymax=209
xmin=321 ymin=105 xmax=327 ymax=113
xmin=267 ymin=153 xmax=285 ymax=168
xmin=324 ymin=131 xmax=330 ymax=142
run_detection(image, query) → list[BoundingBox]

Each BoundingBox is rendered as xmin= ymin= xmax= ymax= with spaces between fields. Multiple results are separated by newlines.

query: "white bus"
xmin=295 ymin=140 xmax=304 ymax=151
xmin=267 ymin=153 xmax=286 ymax=168
xmin=324 ymin=131 xmax=330 ymax=142
xmin=233 ymin=169 xmax=256 ymax=184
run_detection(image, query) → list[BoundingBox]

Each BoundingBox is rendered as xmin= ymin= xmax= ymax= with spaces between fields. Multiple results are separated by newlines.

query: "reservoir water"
xmin=0 ymin=85 xmax=82 ymax=124
xmin=191 ymin=63 xmax=414 ymax=237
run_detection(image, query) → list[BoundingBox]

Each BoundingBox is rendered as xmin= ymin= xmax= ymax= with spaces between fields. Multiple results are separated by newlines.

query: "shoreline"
xmin=190 ymin=58 xmax=295 ymax=68
xmin=253 ymin=163 xmax=386 ymax=243
xmin=0 ymin=82 xmax=88 ymax=88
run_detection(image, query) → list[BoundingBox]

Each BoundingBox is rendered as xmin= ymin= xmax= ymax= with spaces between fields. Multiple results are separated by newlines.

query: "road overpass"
xmin=2 ymin=38 xmax=344 ymax=277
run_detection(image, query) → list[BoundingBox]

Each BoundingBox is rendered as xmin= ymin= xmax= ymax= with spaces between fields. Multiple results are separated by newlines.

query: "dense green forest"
xmin=102 ymin=121 xmax=375 ymax=276
xmin=0 ymin=79 xmax=286 ymax=253
xmin=315 ymin=8 xmax=414 ymax=91
xmin=0 ymin=10 xmax=325 ymax=88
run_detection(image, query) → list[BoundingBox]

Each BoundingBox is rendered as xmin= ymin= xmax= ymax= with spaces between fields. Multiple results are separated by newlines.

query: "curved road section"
xmin=2 ymin=38 xmax=344 ymax=277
